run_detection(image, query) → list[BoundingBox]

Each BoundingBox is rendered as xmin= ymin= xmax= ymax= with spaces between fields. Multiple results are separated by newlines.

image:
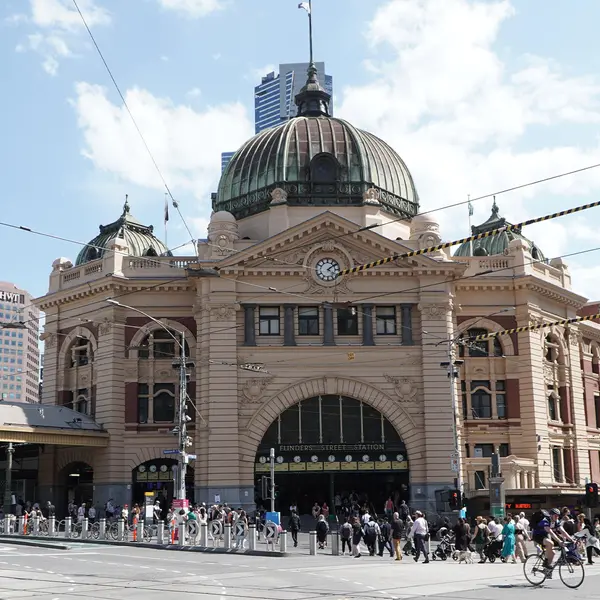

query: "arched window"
xmin=75 ymin=389 xmax=88 ymax=415
xmin=136 ymin=329 xmax=190 ymax=360
xmin=68 ymin=336 xmax=93 ymax=367
xmin=592 ymin=350 xmax=600 ymax=375
xmin=544 ymin=334 xmax=563 ymax=364
xmin=153 ymin=384 xmax=175 ymax=422
xmin=310 ymin=153 xmax=338 ymax=183
xmin=144 ymin=247 xmax=158 ymax=257
xmin=461 ymin=380 xmax=506 ymax=419
xmin=459 ymin=328 xmax=503 ymax=358
xmin=87 ymin=247 xmax=98 ymax=260
xmin=547 ymin=390 xmax=561 ymax=422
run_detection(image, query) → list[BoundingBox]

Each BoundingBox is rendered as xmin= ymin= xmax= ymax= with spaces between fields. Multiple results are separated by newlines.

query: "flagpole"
xmin=308 ymin=0 xmax=313 ymax=64
xmin=468 ymin=194 xmax=473 ymax=256
xmin=164 ymin=192 xmax=168 ymax=248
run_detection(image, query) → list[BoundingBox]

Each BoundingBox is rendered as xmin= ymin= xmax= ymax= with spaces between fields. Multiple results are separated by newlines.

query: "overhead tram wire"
xmin=336 ymin=198 xmax=600 ymax=277
xmin=71 ymin=0 xmax=196 ymax=245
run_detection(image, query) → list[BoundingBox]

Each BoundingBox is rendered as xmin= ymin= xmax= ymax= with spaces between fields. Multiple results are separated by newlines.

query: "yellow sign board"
xmin=375 ymin=461 xmax=392 ymax=470
xmin=341 ymin=462 xmax=357 ymax=471
xmin=323 ymin=462 xmax=340 ymax=471
xmin=391 ymin=461 xmax=409 ymax=471
xmin=358 ymin=461 xmax=375 ymax=471
xmin=306 ymin=462 xmax=323 ymax=471
xmin=289 ymin=462 xmax=306 ymax=472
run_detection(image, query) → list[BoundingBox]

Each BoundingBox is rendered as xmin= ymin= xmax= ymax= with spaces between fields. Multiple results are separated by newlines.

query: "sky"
xmin=2 ymin=0 xmax=600 ymax=301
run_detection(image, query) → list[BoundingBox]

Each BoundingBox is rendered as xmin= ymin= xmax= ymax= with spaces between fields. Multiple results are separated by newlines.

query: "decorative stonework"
xmin=205 ymin=304 xmax=239 ymax=321
xmin=384 ymin=374 xmax=418 ymax=402
xmin=98 ymin=319 xmax=112 ymax=335
xmin=363 ymin=188 xmax=380 ymax=204
xmin=155 ymin=369 xmax=172 ymax=382
xmin=43 ymin=333 xmax=57 ymax=348
xmin=417 ymin=303 xmax=452 ymax=319
xmin=241 ymin=377 xmax=274 ymax=404
xmin=270 ymin=188 xmax=288 ymax=204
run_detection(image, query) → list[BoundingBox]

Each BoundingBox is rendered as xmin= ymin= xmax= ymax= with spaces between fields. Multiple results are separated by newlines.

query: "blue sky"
xmin=2 ymin=0 xmax=600 ymax=301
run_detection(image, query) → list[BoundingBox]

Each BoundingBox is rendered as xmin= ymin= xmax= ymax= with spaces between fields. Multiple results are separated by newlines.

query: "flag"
xmin=468 ymin=201 xmax=474 ymax=217
xmin=298 ymin=2 xmax=311 ymax=14
xmin=164 ymin=195 xmax=169 ymax=224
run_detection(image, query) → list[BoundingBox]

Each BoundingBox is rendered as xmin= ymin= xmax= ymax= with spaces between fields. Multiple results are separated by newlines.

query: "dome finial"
xmin=123 ymin=194 xmax=130 ymax=215
xmin=492 ymin=195 xmax=499 ymax=216
xmin=295 ymin=62 xmax=331 ymax=117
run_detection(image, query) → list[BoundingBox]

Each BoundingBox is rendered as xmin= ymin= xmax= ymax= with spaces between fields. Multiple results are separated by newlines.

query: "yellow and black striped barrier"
xmin=469 ymin=312 xmax=600 ymax=342
xmin=336 ymin=199 xmax=600 ymax=277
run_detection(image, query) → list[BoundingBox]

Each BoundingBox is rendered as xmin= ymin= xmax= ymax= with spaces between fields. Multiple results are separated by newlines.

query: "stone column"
xmin=401 ymin=304 xmax=414 ymax=345
xmin=323 ymin=304 xmax=335 ymax=346
xmin=283 ymin=305 xmax=296 ymax=347
xmin=93 ymin=312 xmax=129 ymax=507
xmin=414 ymin=297 xmax=457 ymax=512
xmin=362 ymin=305 xmax=374 ymax=346
xmin=243 ymin=305 xmax=256 ymax=346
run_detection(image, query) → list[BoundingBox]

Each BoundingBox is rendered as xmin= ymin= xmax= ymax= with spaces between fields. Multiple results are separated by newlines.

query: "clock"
xmin=315 ymin=257 xmax=340 ymax=282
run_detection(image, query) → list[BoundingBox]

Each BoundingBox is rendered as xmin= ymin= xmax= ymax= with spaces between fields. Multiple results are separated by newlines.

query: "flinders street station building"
xmin=26 ymin=65 xmax=600 ymax=517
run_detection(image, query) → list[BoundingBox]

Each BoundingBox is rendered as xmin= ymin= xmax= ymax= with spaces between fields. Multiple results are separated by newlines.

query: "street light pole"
xmin=3 ymin=443 xmax=14 ymax=515
xmin=269 ymin=447 xmax=275 ymax=513
xmin=443 ymin=343 xmax=464 ymax=493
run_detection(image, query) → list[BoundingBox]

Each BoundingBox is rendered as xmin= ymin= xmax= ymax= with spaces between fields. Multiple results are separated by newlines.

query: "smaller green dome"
xmin=76 ymin=197 xmax=172 ymax=266
xmin=454 ymin=200 xmax=545 ymax=260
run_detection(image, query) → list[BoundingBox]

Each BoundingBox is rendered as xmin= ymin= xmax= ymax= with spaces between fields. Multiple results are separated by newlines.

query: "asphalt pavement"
xmin=0 ymin=541 xmax=598 ymax=600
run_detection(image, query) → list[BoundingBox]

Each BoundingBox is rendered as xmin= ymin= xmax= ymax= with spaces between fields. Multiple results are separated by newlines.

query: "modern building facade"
xmin=0 ymin=281 xmax=40 ymax=403
xmin=221 ymin=151 xmax=235 ymax=174
xmin=33 ymin=65 xmax=600 ymax=517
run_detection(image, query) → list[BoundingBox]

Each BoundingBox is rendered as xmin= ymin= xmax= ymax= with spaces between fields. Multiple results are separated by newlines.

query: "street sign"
xmin=235 ymin=521 xmax=245 ymax=537
xmin=210 ymin=520 xmax=223 ymax=538
xmin=265 ymin=520 xmax=278 ymax=541
xmin=450 ymin=457 xmax=459 ymax=472
xmin=172 ymin=499 xmax=189 ymax=510
xmin=187 ymin=454 xmax=197 ymax=460
xmin=163 ymin=449 xmax=181 ymax=455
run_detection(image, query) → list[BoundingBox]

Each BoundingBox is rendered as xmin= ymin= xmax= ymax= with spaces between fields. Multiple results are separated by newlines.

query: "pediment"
xmin=212 ymin=212 xmax=462 ymax=275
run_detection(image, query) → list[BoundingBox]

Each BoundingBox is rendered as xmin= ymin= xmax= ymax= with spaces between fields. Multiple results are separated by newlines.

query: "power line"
xmin=71 ymin=0 xmax=196 ymax=245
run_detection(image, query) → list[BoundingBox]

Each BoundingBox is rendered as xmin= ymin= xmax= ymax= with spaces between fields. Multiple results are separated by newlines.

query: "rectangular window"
xmin=499 ymin=443 xmax=510 ymax=457
xmin=376 ymin=306 xmax=396 ymax=335
xmin=337 ymin=308 xmax=358 ymax=335
xmin=496 ymin=380 xmax=506 ymax=419
xmin=474 ymin=443 xmax=495 ymax=458
xmin=461 ymin=381 xmax=467 ymax=418
xmin=138 ymin=384 xmax=149 ymax=424
xmin=259 ymin=307 xmax=280 ymax=335
xmin=474 ymin=470 xmax=486 ymax=490
xmin=552 ymin=446 xmax=562 ymax=482
xmin=595 ymin=394 xmax=600 ymax=429
xmin=153 ymin=383 xmax=175 ymax=422
xmin=470 ymin=382 xmax=492 ymax=419
xmin=298 ymin=307 xmax=319 ymax=335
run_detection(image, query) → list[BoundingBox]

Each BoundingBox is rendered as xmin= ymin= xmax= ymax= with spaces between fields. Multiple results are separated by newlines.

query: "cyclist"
xmin=531 ymin=508 xmax=572 ymax=578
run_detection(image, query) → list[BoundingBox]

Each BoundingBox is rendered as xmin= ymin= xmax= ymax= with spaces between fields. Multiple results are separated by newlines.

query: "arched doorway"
xmin=132 ymin=458 xmax=195 ymax=514
xmin=61 ymin=462 xmax=93 ymax=509
xmin=255 ymin=395 xmax=409 ymax=516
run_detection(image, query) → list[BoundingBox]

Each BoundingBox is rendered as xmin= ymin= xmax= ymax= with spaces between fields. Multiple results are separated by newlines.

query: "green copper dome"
xmin=76 ymin=198 xmax=172 ymax=266
xmin=214 ymin=64 xmax=419 ymax=221
xmin=454 ymin=200 xmax=545 ymax=260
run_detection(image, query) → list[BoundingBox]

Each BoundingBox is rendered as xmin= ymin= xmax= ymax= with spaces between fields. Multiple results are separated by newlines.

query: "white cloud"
xmin=71 ymin=82 xmax=253 ymax=235
xmin=156 ymin=0 xmax=224 ymax=19
xmin=186 ymin=87 xmax=202 ymax=98
xmin=13 ymin=0 xmax=111 ymax=75
xmin=337 ymin=0 xmax=600 ymax=299
xmin=246 ymin=64 xmax=276 ymax=82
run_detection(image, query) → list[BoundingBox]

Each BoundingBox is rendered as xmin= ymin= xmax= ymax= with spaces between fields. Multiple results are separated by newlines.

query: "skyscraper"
xmin=221 ymin=62 xmax=334 ymax=172
xmin=0 ymin=281 xmax=40 ymax=403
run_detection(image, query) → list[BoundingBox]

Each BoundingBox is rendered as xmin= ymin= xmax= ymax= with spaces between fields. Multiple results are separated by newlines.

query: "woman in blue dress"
xmin=501 ymin=515 xmax=516 ymax=563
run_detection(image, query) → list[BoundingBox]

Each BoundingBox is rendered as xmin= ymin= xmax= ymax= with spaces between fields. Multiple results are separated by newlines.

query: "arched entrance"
xmin=61 ymin=462 xmax=93 ymax=509
xmin=132 ymin=458 xmax=195 ymax=513
xmin=255 ymin=395 xmax=409 ymax=516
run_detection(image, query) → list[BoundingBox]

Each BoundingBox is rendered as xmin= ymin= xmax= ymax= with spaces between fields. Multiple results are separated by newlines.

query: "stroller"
xmin=483 ymin=535 xmax=503 ymax=563
xmin=432 ymin=529 xmax=455 ymax=561
xmin=403 ymin=537 xmax=417 ymax=556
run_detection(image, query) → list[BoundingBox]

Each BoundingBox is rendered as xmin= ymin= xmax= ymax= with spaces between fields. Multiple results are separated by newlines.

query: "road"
xmin=0 ymin=541 xmax=598 ymax=600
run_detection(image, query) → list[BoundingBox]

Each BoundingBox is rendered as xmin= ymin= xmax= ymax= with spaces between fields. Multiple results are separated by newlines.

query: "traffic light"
xmin=585 ymin=482 xmax=598 ymax=508
xmin=449 ymin=489 xmax=461 ymax=510
xmin=261 ymin=476 xmax=270 ymax=500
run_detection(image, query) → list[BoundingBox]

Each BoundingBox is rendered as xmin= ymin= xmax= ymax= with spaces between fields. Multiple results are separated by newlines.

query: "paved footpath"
xmin=0 ymin=541 xmax=598 ymax=600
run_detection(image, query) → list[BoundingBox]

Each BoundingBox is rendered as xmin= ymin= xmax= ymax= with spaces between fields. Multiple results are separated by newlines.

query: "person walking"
xmin=316 ymin=514 xmax=329 ymax=550
xmin=288 ymin=510 xmax=301 ymax=547
xmin=501 ymin=515 xmax=516 ymax=563
xmin=339 ymin=518 xmax=353 ymax=555
xmin=351 ymin=517 xmax=363 ymax=558
xmin=378 ymin=517 xmax=394 ymax=558
xmin=409 ymin=511 xmax=429 ymax=563
xmin=391 ymin=512 xmax=403 ymax=561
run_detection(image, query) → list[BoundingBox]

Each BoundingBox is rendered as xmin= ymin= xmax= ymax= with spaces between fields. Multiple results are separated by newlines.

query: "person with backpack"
xmin=363 ymin=516 xmax=380 ymax=556
xmin=316 ymin=514 xmax=329 ymax=550
xmin=351 ymin=516 xmax=364 ymax=558
xmin=339 ymin=518 xmax=353 ymax=555
xmin=378 ymin=517 xmax=393 ymax=557
xmin=287 ymin=510 xmax=301 ymax=547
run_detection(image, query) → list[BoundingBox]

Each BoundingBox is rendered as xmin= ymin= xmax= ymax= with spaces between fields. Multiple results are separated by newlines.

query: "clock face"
xmin=315 ymin=258 xmax=340 ymax=282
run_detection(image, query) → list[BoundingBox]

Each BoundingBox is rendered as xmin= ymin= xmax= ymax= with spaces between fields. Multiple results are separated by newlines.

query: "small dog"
xmin=455 ymin=550 xmax=474 ymax=564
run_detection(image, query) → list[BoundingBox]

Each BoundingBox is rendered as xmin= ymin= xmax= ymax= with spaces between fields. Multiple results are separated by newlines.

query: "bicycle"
xmin=524 ymin=542 xmax=585 ymax=588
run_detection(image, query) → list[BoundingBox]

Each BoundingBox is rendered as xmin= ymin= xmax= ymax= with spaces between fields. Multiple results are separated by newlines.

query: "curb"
xmin=0 ymin=535 xmax=287 ymax=557
xmin=0 ymin=537 xmax=70 ymax=550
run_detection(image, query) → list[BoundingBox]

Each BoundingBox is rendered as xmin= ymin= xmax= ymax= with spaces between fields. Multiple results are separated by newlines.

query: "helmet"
xmin=549 ymin=508 xmax=560 ymax=516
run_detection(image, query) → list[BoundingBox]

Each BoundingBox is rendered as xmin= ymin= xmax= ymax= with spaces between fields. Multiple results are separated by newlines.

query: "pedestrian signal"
xmin=449 ymin=489 xmax=461 ymax=509
xmin=585 ymin=482 xmax=598 ymax=508
xmin=261 ymin=476 xmax=270 ymax=500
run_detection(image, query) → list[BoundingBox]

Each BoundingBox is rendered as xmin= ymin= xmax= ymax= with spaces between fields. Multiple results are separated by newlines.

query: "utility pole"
xmin=269 ymin=447 xmax=275 ymax=513
xmin=175 ymin=332 xmax=192 ymax=501
xmin=3 ymin=443 xmax=14 ymax=515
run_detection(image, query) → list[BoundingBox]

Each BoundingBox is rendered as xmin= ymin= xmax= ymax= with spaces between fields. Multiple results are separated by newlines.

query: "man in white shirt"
xmin=518 ymin=512 xmax=529 ymax=533
xmin=487 ymin=518 xmax=503 ymax=541
xmin=409 ymin=511 xmax=430 ymax=563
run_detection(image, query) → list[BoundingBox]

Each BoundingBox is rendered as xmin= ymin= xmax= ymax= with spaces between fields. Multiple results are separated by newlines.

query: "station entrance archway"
xmin=254 ymin=395 xmax=409 ymax=516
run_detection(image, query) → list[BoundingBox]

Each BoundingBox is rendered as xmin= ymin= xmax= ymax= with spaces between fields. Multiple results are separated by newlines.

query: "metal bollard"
xmin=178 ymin=523 xmax=186 ymax=546
xmin=331 ymin=531 xmax=340 ymax=556
xmin=157 ymin=520 xmax=164 ymax=545
xmin=117 ymin=518 xmax=125 ymax=541
xmin=18 ymin=516 xmax=25 ymax=535
xmin=98 ymin=518 xmax=106 ymax=540
xmin=33 ymin=516 xmax=40 ymax=536
xmin=137 ymin=520 xmax=144 ymax=543
xmin=224 ymin=523 xmax=232 ymax=549
xmin=4 ymin=515 xmax=12 ymax=535
xmin=81 ymin=518 xmax=88 ymax=540
xmin=64 ymin=517 xmax=72 ymax=539
xmin=48 ymin=516 xmax=56 ymax=537
xmin=200 ymin=522 xmax=208 ymax=546
xmin=309 ymin=531 xmax=317 ymax=556
xmin=248 ymin=524 xmax=256 ymax=551
xmin=279 ymin=530 xmax=288 ymax=553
